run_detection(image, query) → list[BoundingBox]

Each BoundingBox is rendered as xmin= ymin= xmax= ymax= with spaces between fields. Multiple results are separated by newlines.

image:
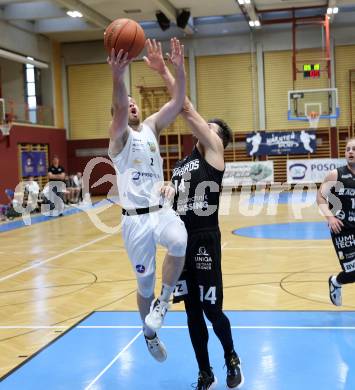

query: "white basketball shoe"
xmin=145 ymin=298 xmax=169 ymax=331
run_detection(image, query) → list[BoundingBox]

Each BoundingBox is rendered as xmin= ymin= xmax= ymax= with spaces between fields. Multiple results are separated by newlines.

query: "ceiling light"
xmin=327 ymin=7 xmax=333 ymax=14
xmin=238 ymin=0 xmax=245 ymax=4
xmin=249 ymin=20 xmax=255 ymax=27
xmin=333 ymin=7 xmax=339 ymax=14
xmin=67 ymin=10 xmax=83 ymax=18
xmin=254 ymin=20 xmax=260 ymax=27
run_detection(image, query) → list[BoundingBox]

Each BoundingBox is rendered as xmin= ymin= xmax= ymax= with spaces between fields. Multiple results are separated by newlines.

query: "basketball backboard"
xmin=288 ymin=88 xmax=339 ymax=122
xmin=0 ymin=98 xmax=5 ymax=125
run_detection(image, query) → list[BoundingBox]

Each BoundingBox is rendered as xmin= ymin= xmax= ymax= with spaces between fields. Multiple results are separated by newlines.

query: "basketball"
xmin=104 ymin=18 xmax=145 ymax=59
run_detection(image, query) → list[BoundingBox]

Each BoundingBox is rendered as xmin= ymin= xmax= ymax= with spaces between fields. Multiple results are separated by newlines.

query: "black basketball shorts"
xmin=331 ymin=229 xmax=355 ymax=273
xmin=173 ymin=228 xmax=223 ymax=307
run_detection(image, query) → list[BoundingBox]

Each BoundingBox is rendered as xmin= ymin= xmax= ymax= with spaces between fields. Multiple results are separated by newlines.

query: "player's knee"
xmin=137 ymin=273 xmax=155 ymax=298
xmin=167 ymin=228 xmax=187 ymax=257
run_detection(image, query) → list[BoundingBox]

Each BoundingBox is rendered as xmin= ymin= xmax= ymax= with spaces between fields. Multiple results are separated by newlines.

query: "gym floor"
xmin=1 ymin=191 xmax=354 ymax=389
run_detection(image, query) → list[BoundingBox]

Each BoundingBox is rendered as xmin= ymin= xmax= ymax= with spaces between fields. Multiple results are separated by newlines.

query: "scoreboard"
xmin=303 ymin=64 xmax=320 ymax=78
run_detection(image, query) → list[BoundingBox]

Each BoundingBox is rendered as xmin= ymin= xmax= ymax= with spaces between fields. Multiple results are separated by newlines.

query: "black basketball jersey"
xmin=330 ymin=165 xmax=355 ymax=228
xmin=171 ymin=147 xmax=224 ymax=232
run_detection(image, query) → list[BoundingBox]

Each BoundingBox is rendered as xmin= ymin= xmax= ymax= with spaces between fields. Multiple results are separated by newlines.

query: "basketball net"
xmin=307 ymin=111 xmax=320 ymax=129
xmin=0 ymin=123 xmax=11 ymax=137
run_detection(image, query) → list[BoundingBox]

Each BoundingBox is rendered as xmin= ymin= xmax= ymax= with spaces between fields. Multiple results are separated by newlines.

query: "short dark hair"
xmin=208 ymin=118 xmax=233 ymax=149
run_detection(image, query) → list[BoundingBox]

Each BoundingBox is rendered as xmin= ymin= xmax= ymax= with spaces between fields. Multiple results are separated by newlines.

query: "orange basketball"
xmin=104 ymin=18 xmax=145 ymax=59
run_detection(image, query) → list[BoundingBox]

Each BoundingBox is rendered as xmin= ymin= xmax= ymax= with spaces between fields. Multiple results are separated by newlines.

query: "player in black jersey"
xmin=317 ymin=138 xmax=355 ymax=306
xmin=144 ymin=39 xmax=243 ymax=390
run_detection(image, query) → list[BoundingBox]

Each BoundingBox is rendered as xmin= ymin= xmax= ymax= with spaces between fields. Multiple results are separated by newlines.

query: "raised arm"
xmin=143 ymin=38 xmax=186 ymax=137
xmin=317 ymin=169 xmax=344 ymax=233
xmin=144 ymin=39 xmax=222 ymax=155
xmin=107 ymin=49 xmax=134 ymax=158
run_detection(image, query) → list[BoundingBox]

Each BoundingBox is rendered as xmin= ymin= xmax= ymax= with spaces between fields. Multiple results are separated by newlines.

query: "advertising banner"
xmin=287 ymin=158 xmax=347 ymax=183
xmin=246 ymin=130 xmax=316 ymax=156
xmin=223 ymin=161 xmax=274 ymax=186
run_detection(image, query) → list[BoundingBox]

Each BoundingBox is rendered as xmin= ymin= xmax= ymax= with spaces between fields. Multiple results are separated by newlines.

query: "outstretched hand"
xmin=166 ymin=38 xmax=184 ymax=70
xmin=107 ymin=48 xmax=134 ymax=78
xmin=143 ymin=39 xmax=166 ymax=74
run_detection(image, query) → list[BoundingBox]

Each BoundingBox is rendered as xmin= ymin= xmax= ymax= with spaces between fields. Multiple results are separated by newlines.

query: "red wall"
xmin=67 ymin=138 xmax=115 ymax=196
xmin=0 ymin=125 xmax=66 ymax=203
xmin=67 ymin=136 xmax=195 ymax=196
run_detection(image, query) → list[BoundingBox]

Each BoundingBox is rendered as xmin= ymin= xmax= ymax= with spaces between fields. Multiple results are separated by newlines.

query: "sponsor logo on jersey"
xmin=147 ymin=142 xmax=156 ymax=152
xmin=176 ymin=195 xmax=209 ymax=213
xmin=194 ymin=246 xmax=212 ymax=271
xmin=344 ymin=259 xmax=355 ymax=273
xmin=136 ymin=264 xmax=146 ymax=273
xmin=173 ymin=159 xmax=200 ymax=177
xmin=338 ymin=188 xmax=355 ymax=196
xmin=132 ymin=138 xmax=144 ymax=152
xmin=131 ymin=171 xmax=161 ymax=181
xmin=133 ymin=159 xmax=142 ymax=165
xmin=335 ymin=234 xmax=355 ymax=249
xmin=173 ymin=280 xmax=188 ymax=297
xmin=336 ymin=210 xmax=346 ymax=220
xmin=341 ymin=174 xmax=352 ymax=179
xmin=198 ymin=247 xmax=208 ymax=255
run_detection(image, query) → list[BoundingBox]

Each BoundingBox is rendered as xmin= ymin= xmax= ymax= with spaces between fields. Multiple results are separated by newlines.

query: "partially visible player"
xmin=108 ymin=38 xmax=187 ymax=362
xmin=144 ymin=39 xmax=243 ymax=389
xmin=317 ymin=138 xmax=355 ymax=306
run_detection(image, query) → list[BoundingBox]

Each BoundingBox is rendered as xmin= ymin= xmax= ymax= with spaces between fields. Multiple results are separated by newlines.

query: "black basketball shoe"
xmin=194 ymin=369 xmax=217 ymax=390
xmin=225 ymin=351 xmax=244 ymax=388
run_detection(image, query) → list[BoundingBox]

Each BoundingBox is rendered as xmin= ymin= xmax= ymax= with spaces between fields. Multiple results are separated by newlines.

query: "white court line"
xmin=0 ymin=234 xmax=111 ymax=283
xmin=221 ymin=242 xmax=228 ymax=249
xmin=223 ymin=245 xmax=332 ymax=250
xmin=77 ymin=249 xmax=125 ymax=253
xmin=1 ymin=325 xmax=355 ymax=330
xmin=84 ymin=330 xmax=142 ymax=390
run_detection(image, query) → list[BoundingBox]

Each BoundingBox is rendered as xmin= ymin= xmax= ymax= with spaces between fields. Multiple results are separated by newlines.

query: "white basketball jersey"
xmin=109 ymin=123 xmax=164 ymax=209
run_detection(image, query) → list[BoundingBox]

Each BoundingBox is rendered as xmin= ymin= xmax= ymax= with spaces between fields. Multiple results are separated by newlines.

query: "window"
xmin=24 ymin=63 xmax=41 ymax=123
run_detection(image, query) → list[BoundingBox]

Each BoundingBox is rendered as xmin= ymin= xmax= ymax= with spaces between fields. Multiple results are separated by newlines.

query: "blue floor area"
xmin=0 ymin=198 xmax=116 ymax=233
xmin=244 ymin=191 xmax=317 ymax=205
xmin=2 ymin=311 xmax=355 ymax=390
xmin=233 ymin=221 xmax=331 ymax=240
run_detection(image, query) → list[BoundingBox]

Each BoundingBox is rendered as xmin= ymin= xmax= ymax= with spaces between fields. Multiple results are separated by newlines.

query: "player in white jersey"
xmin=107 ymin=38 xmax=187 ymax=362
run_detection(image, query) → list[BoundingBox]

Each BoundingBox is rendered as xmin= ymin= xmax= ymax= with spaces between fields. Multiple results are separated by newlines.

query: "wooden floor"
xmin=1 ymin=192 xmax=354 ymax=378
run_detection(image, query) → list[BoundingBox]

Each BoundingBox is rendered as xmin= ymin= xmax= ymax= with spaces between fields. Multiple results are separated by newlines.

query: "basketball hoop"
xmin=0 ymin=123 xmax=11 ymax=137
xmin=307 ymin=111 xmax=320 ymax=129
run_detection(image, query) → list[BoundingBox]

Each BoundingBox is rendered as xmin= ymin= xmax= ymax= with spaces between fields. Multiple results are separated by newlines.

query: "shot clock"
xmin=303 ymin=64 xmax=320 ymax=78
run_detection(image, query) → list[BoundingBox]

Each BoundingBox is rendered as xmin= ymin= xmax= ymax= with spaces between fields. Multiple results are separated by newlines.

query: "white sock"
xmin=332 ymin=275 xmax=342 ymax=287
xmin=159 ymin=284 xmax=174 ymax=302
xmin=143 ymin=325 xmax=155 ymax=339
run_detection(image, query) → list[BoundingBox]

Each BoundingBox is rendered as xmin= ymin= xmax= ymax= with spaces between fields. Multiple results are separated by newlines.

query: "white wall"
xmin=0 ymin=20 xmax=51 ymax=62
xmin=0 ymin=21 xmax=54 ymax=123
xmin=61 ymin=24 xmax=355 ymax=65
xmin=0 ymin=57 xmax=24 ymax=104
